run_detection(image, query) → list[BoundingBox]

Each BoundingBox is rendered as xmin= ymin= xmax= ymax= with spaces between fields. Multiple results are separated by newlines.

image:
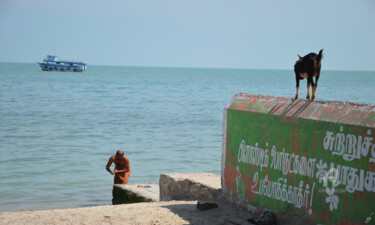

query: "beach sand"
xmin=0 ymin=200 xmax=255 ymax=225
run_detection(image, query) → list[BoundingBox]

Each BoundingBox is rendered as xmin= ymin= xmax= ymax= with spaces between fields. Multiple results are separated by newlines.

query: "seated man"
xmin=106 ymin=150 xmax=131 ymax=184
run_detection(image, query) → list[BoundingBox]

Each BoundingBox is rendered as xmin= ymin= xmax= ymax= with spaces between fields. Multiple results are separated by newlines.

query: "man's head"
xmin=116 ymin=150 xmax=124 ymax=160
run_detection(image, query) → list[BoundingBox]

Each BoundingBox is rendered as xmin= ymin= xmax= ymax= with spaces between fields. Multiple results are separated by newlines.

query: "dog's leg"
xmin=310 ymin=77 xmax=316 ymax=100
xmin=312 ymin=75 xmax=319 ymax=100
xmin=312 ymin=85 xmax=316 ymax=100
xmin=306 ymin=79 xmax=311 ymax=100
xmin=295 ymin=75 xmax=299 ymax=99
xmin=295 ymin=87 xmax=299 ymax=99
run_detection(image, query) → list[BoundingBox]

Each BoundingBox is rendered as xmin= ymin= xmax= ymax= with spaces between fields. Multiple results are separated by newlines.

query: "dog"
xmin=294 ymin=49 xmax=323 ymax=100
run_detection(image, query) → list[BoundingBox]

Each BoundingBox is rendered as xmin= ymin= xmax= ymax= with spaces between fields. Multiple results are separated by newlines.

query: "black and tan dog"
xmin=294 ymin=49 xmax=323 ymax=100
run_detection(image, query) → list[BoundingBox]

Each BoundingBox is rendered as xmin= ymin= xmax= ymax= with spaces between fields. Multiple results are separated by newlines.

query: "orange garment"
xmin=114 ymin=171 xmax=131 ymax=184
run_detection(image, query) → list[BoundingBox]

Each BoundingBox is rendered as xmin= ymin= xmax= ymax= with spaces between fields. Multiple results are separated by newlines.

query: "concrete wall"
xmin=222 ymin=94 xmax=375 ymax=225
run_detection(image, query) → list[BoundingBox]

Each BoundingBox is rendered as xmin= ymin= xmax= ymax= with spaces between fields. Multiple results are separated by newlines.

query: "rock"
xmin=196 ymin=200 xmax=219 ymax=211
xmin=247 ymin=210 xmax=276 ymax=225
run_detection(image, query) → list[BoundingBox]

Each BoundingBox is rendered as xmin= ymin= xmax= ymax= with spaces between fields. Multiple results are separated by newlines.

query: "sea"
xmin=0 ymin=62 xmax=374 ymax=212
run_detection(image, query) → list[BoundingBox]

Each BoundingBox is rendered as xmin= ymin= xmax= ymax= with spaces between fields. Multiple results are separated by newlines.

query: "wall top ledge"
xmin=226 ymin=93 xmax=375 ymax=128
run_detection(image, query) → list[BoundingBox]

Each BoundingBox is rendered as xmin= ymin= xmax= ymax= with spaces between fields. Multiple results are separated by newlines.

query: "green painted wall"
xmin=222 ymin=94 xmax=375 ymax=225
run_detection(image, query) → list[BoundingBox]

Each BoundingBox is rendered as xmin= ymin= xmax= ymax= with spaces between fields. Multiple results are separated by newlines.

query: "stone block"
xmin=159 ymin=173 xmax=221 ymax=201
xmin=112 ymin=184 xmax=159 ymax=205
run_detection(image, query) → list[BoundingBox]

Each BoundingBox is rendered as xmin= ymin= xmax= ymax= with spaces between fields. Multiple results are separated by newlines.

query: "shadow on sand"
xmin=161 ymin=201 xmax=256 ymax=225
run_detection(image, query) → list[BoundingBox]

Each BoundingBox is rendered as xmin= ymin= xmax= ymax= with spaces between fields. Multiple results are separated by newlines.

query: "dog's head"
xmin=295 ymin=54 xmax=303 ymax=65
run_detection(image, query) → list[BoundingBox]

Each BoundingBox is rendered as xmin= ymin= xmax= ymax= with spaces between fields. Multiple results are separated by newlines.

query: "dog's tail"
xmin=317 ymin=49 xmax=323 ymax=62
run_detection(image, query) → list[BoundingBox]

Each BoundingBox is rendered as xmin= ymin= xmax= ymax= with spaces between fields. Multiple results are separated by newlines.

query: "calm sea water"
xmin=0 ymin=63 xmax=374 ymax=212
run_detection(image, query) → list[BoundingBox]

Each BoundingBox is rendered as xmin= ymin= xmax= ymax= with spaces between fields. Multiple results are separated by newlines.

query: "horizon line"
xmin=1 ymin=61 xmax=374 ymax=73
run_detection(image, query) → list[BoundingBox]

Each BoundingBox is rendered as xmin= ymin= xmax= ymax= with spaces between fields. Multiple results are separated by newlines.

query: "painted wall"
xmin=222 ymin=94 xmax=375 ymax=225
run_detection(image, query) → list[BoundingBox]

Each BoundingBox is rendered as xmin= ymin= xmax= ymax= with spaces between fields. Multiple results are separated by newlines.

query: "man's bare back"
xmin=106 ymin=150 xmax=131 ymax=184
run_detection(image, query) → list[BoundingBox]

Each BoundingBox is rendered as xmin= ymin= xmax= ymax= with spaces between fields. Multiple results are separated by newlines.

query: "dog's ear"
xmin=298 ymin=54 xmax=302 ymax=59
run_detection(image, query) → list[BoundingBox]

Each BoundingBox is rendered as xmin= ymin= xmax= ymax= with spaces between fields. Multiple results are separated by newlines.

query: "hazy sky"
xmin=0 ymin=0 xmax=374 ymax=70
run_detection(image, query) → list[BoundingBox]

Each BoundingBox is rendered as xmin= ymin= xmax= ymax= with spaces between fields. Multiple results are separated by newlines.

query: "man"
xmin=106 ymin=150 xmax=131 ymax=184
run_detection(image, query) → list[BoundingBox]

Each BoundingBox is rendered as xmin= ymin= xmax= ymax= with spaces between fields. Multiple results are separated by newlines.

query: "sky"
xmin=0 ymin=0 xmax=374 ymax=70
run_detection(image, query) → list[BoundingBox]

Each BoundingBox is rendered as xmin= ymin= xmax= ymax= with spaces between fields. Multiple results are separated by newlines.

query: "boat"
xmin=37 ymin=55 xmax=87 ymax=72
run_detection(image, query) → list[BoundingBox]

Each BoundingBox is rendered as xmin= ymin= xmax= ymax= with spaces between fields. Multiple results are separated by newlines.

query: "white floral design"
xmin=325 ymin=187 xmax=339 ymax=211
xmin=315 ymin=159 xmax=328 ymax=183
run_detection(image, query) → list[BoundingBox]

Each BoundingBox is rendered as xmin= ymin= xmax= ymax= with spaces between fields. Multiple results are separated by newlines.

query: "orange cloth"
xmin=114 ymin=171 xmax=131 ymax=184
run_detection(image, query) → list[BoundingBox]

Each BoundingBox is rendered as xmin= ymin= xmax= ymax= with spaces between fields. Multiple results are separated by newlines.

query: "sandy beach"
xmin=0 ymin=200 xmax=255 ymax=225
xmin=0 ymin=174 xmax=256 ymax=225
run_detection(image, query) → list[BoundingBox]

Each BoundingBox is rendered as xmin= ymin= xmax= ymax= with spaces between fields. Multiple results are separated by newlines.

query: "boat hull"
xmin=37 ymin=61 xmax=87 ymax=72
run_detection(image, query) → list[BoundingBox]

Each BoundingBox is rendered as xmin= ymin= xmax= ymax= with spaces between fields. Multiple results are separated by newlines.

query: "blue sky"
xmin=0 ymin=0 xmax=374 ymax=70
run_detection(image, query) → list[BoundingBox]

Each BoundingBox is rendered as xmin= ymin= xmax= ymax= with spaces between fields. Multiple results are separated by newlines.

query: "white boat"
xmin=37 ymin=55 xmax=87 ymax=72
